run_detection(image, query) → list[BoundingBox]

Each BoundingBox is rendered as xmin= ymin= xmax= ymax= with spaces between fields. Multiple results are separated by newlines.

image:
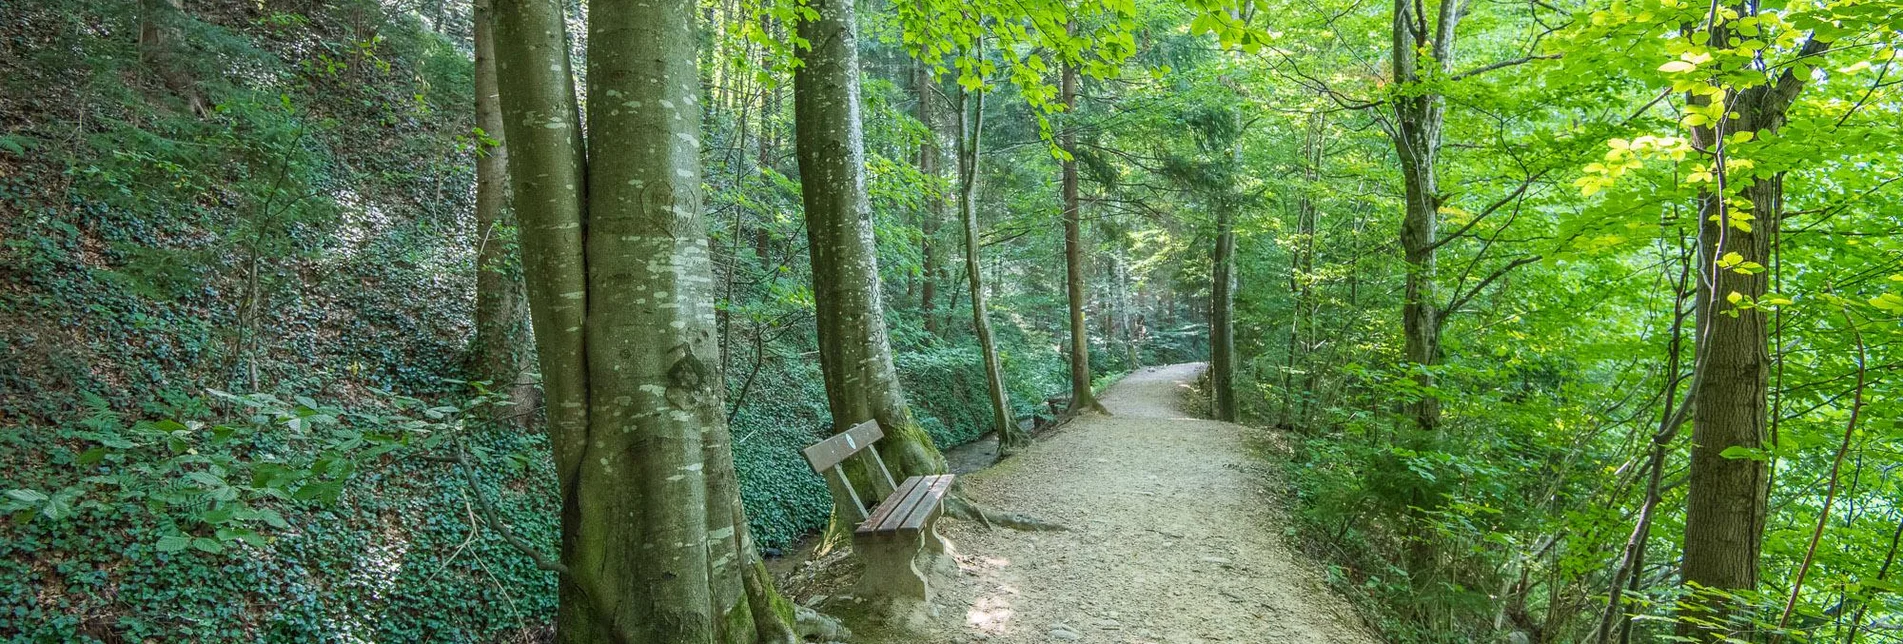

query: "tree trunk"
xmin=1387 ymin=0 xmax=1460 ymax=591
xmin=1676 ymin=28 xmax=1818 ymax=639
xmin=472 ymin=0 xmax=536 ymax=428
xmin=1210 ymin=198 xmax=1237 ymax=423
xmin=139 ymin=0 xmax=207 ymax=117
xmin=1281 ymin=110 xmax=1324 ymax=430
xmin=1061 ymin=57 xmax=1105 ymax=415
xmin=492 ymin=0 xmax=798 ymax=641
xmin=755 ymin=32 xmax=778 ymax=272
xmin=956 ymin=83 xmax=1025 ymax=457
xmin=1390 ymin=0 xmax=1458 ymax=433
xmin=793 ymin=0 xmax=949 ymax=481
xmin=916 ymin=62 xmax=946 ymax=337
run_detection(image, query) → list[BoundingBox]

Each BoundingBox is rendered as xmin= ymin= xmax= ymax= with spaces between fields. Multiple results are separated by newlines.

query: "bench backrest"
xmin=802 ymin=419 xmax=900 ymax=521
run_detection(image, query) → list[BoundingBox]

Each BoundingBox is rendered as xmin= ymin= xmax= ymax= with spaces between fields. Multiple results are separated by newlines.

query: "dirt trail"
xmin=921 ymin=363 xmax=1378 ymax=643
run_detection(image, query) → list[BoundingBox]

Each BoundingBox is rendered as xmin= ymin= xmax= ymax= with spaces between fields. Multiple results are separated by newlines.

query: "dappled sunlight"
xmin=965 ymin=584 xmax=1022 ymax=635
xmin=336 ymin=531 xmax=412 ymax=644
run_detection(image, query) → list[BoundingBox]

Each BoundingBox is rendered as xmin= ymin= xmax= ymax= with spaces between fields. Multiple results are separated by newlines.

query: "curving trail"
xmin=921 ymin=362 xmax=1379 ymax=643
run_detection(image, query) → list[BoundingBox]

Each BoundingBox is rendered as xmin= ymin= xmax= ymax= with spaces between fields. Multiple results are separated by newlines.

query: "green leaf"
xmin=5 ymin=489 xmax=48 ymax=504
xmin=0 ymin=134 xmax=33 ymax=155
xmin=156 ymin=535 xmax=191 ymax=552
xmin=1719 ymin=446 xmax=1769 ymax=461
xmin=201 ymin=505 xmax=237 ymax=525
xmin=256 ymin=508 xmax=290 ymax=529
xmin=190 ymin=537 xmax=225 ymax=554
xmin=292 ymin=480 xmax=344 ymax=503
xmin=41 ymin=495 xmax=74 ymax=520
xmin=216 ymin=528 xmax=267 ymax=548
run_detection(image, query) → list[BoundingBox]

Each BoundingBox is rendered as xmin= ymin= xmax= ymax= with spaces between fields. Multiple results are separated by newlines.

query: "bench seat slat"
xmin=893 ymin=475 xmax=954 ymax=532
xmin=856 ymin=475 xmax=925 ymax=534
xmin=857 ymin=474 xmax=954 ymax=535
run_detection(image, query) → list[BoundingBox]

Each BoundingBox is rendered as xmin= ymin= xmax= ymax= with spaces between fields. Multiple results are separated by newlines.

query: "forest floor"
xmin=790 ymin=363 xmax=1381 ymax=643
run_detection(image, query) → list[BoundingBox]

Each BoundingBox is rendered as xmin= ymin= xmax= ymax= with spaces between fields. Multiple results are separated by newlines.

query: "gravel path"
xmin=921 ymin=363 xmax=1379 ymax=644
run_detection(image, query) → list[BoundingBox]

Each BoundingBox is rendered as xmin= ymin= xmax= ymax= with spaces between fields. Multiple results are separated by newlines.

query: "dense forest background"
xmin=3 ymin=0 xmax=1901 ymax=641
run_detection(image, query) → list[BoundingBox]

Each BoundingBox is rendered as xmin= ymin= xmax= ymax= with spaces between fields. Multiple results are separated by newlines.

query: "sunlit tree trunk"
xmin=471 ymin=0 xmax=536 ymax=428
xmin=793 ymin=0 xmax=949 ymax=480
xmin=492 ymin=0 xmax=798 ymax=640
xmin=1061 ymin=57 xmax=1105 ymax=415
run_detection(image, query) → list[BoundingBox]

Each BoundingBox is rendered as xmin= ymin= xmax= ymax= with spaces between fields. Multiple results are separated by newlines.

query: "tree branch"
xmin=1450 ymin=54 xmax=1560 ymax=81
xmin=1442 ymin=255 xmax=1542 ymax=319
xmin=454 ymin=445 xmax=569 ymax=575
xmin=1425 ymin=171 xmax=1546 ymax=252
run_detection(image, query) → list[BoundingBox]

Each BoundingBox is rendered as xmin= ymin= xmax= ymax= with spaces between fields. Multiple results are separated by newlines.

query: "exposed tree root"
xmin=794 ymin=605 xmax=852 ymax=643
xmin=944 ymin=494 xmax=1067 ymax=532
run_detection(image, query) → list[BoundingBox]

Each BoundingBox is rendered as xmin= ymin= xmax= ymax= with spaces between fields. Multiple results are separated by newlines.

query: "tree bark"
xmin=1386 ymin=0 xmax=1461 ymax=590
xmin=472 ymin=0 xmax=536 ymax=428
xmin=1061 ymin=57 xmax=1105 ymax=415
xmin=1676 ymin=28 xmax=1818 ymax=640
xmin=1210 ymin=197 xmax=1237 ymax=423
xmin=793 ymin=0 xmax=949 ymax=482
xmin=1210 ymin=109 xmax=1240 ymax=422
xmin=956 ymin=83 xmax=1025 ymax=457
xmin=492 ymin=0 xmax=798 ymax=640
xmin=1390 ymin=0 xmax=1459 ymax=433
xmin=139 ymin=0 xmax=207 ymax=117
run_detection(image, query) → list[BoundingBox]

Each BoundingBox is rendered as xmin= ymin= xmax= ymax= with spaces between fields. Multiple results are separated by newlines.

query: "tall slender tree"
xmin=793 ymin=0 xmax=949 ymax=478
xmin=955 ymin=80 xmax=1027 ymax=456
xmin=1210 ymin=175 xmax=1238 ymax=423
xmin=471 ymin=0 xmax=535 ymax=427
xmin=1207 ymin=102 xmax=1243 ymax=424
xmin=490 ymin=0 xmax=798 ymax=640
xmin=916 ymin=61 xmax=948 ymax=337
xmin=1060 ymin=55 xmax=1106 ymax=415
xmin=1388 ymin=0 xmax=1460 ymax=433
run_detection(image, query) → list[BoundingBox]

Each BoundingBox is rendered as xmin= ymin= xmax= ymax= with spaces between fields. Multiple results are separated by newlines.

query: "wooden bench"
xmin=802 ymin=420 xmax=954 ymax=604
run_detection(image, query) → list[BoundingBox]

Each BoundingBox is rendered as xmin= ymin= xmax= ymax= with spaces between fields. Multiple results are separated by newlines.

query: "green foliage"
xmin=0 ymin=386 xmax=559 ymax=642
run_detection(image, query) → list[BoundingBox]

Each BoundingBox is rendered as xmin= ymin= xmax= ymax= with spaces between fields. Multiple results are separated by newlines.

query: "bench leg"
xmin=918 ymin=512 xmax=958 ymax=576
xmin=853 ymin=532 xmax=929 ymax=603
xmin=852 ymin=531 xmax=940 ymax=630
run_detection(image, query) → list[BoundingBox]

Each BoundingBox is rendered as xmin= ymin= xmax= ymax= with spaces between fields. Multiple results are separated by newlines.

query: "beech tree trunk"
xmin=471 ymin=0 xmax=536 ymax=427
xmin=956 ymin=83 xmax=1025 ymax=456
xmin=1676 ymin=26 xmax=1820 ymax=640
xmin=793 ymin=0 xmax=949 ymax=480
xmin=1060 ymin=58 xmax=1104 ymax=415
xmin=491 ymin=0 xmax=798 ymax=641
